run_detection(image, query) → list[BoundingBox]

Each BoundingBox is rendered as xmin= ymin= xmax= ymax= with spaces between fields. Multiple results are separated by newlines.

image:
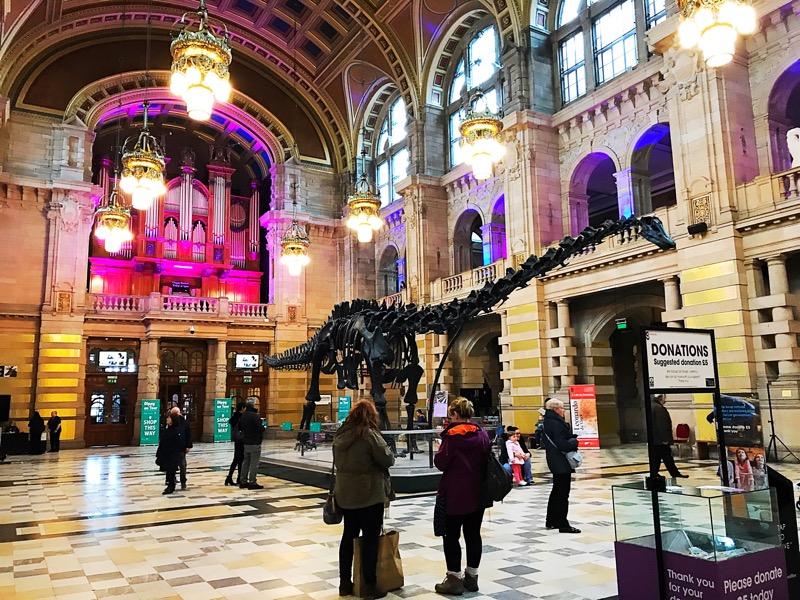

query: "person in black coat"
xmin=239 ymin=397 xmax=265 ymax=489
xmin=156 ymin=413 xmax=185 ymax=495
xmin=28 ymin=411 xmax=45 ymax=455
xmin=542 ymin=398 xmax=580 ymax=533
xmin=47 ymin=411 xmax=62 ymax=452
xmin=170 ymin=407 xmax=193 ymax=489
xmin=225 ymin=401 xmax=246 ymax=486
xmin=651 ymin=394 xmax=687 ymax=478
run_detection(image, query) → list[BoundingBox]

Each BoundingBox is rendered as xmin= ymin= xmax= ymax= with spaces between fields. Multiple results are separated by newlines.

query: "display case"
xmin=612 ymin=482 xmax=789 ymax=599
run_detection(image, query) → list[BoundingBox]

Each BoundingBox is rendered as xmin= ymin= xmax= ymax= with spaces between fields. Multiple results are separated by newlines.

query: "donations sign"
xmin=213 ymin=398 xmax=232 ymax=442
xmin=644 ymin=329 xmax=715 ymax=391
xmin=569 ymin=384 xmax=600 ymax=449
xmin=140 ymin=400 xmax=160 ymax=445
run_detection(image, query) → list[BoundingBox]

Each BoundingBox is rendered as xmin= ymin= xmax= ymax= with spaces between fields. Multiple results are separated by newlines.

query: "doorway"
xmin=610 ymin=327 xmax=644 ymax=443
xmin=159 ymin=344 xmax=207 ymax=441
xmin=84 ymin=344 xmax=139 ymax=446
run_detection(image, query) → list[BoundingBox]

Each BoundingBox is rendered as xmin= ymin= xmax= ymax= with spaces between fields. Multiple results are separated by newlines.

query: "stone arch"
xmin=567 ymin=151 xmax=619 ymax=235
xmin=766 ymin=59 xmax=800 ymax=172
xmin=351 ymin=72 xmax=396 ymax=158
xmin=583 ymin=295 xmax=667 ymax=348
xmin=377 ymin=244 xmax=401 ymax=298
xmin=629 ymin=123 xmax=677 ymax=214
xmin=453 ymin=315 xmax=503 ymax=414
xmin=453 ymin=207 xmax=486 ymax=273
xmin=482 ymin=194 xmax=507 ymax=262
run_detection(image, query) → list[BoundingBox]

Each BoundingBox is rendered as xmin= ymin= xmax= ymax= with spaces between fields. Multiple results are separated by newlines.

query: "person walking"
xmin=47 ymin=411 xmax=62 ymax=452
xmin=542 ymin=398 xmax=581 ymax=534
xmin=28 ymin=411 xmax=45 ymax=455
xmin=333 ymin=400 xmax=394 ymax=600
xmin=156 ymin=413 xmax=185 ymax=495
xmin=650 ymin=394 xmax=688 ymax=479
xmin=170 ymin=407 xmax=193 ymax=490
xmin=239 ymin=397 xmax=265 ymax=490
xmin=433 ymin=396 xmax=491 ymax=595
xmin=225 ymin=401 xmax=246 ymax=486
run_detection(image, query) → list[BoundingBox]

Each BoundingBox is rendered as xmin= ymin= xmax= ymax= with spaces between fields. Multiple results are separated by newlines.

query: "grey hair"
xmin=245 ymin=396 xmax=257 ymax=407
xmin=170 ymin=406 xmax=180 ymax=415
xmin=545 ymin=398 xmax=564 ymax=410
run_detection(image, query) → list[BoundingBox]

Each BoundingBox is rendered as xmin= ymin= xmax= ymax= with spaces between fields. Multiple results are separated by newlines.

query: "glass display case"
xmin=613 ymin=482 xmax=781 ymax=561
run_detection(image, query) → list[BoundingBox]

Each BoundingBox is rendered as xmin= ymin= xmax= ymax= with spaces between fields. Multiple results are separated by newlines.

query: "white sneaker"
xmin=517 ymin=480 xmax=527 ymax=486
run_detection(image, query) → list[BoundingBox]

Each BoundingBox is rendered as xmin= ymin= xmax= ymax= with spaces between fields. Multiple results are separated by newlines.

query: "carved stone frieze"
xmin=658 ymin=48 xmax=703 ymax=102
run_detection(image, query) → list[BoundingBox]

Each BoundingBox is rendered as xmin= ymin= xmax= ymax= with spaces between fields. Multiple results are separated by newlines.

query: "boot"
xmin=434 ymin=574 xmax=464 ymax=596
xmin=338 ymin=579 xmax=353 ymax=596
xmin=360 ymin=583 xmax=386 ymax=599
xmin=162 ymin=486 xmax=175 ymax=495
xmin=225 ymin=476 xmax=234 ymax=486
xmin=463 ymin=572 xmax=478 ymax=592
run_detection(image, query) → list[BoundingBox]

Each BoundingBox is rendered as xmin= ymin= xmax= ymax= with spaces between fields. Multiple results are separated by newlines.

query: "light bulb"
xmin=701 ymin=23 xmax=736 ymax=67
xmin=185 ymin=85 xmax=213 ymax=121
xmin=471 ymin=153 xmax=493 ymax=180
xmin=734 ymin=3 xmax=756 ymax=34
xmin=104 ymin=235 xmax=122 ymax=253
xmin=215 ymin=78 xmax=232 ymax=102
xmin=695 ymin=7 xmax=714 ymax=31
xmin=357 ymin=222 xmax=373 ymax=243
xmin=131 ymin=187 xmax=153 ymax=211
xmin=204 ymin=71 xmax=220 ymax=90
xmin=287 ymin=261 xmax=302 ymax=276
xmin=679 ymin=19 xmax=701 ymax=48
xmin=186 ymin=66 xmax=202 ymax=85
xmin=368 ymin=214 xmax=383 ymax=230
xmin=119 ymin=173 xmax=135 ymax=194
xmin=170 ymin=71 xmax=187 ymax=96
xmin=95 ymin=223 xmax=110 ymax=240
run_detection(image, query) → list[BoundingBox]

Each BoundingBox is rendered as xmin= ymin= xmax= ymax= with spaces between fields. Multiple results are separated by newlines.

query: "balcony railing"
xmin=229 ymin=302 xmax=270 ymax=319
xmin=376 ymin=292 xmax=404 ymax=307
xmin=162 ymin=295 xmax=218 ymax=313
xmin=777 ymin=165 xmax=800 ymax=200
xmin=434 ymin=259 xmax=505 ymax=303
xmin=91 ymin=294 xmax=144 ymax=312
xmin=88 ymin=293 xmax=273 ymax=323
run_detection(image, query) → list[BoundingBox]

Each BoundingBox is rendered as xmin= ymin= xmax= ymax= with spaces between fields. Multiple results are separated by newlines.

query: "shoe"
xmin=545 ymin=522 xmax=556 ymax=530
xmin=225 ymin=477 xmax=234 ymax=486
xmin=674 ymin=473 xmax=689 ymax=479
xmin=559 ymin=526 xmax=581 ymax=534
xmin=434 ymin=574 xmax=464 ymax=595
xmin=517 ymin=480 xmax=527 ymax=486
xmin=361 ymin=583 xmax=386 ymax=599
xmin=239 ymin=483 xmax=249 ymax=489
xmin=162 ymin=487 xmax=175 ymax=495
xmin=181 ymin=483 xmax=187 ymax=490
xmin=338 ymin=580 xmax=353 ymax=596
xmin=463 ymin=573 xmax=479 ymax=592
xmin=247 ymin=483 xmax=264 ymax=490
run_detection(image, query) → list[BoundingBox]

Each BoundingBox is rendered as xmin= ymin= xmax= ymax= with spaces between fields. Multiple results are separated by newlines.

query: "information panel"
xmin=569 ymin=384 xmax=600 ymax=449
xmin=644 ymin=329 xmax=716 ymax=391
xmin=213 ymin=398 xmax=232 ymax=442
xmin=337 ymin=395 xmax=351 ymax=423
xmin=140 ymin=400 xmax=160 ymax=446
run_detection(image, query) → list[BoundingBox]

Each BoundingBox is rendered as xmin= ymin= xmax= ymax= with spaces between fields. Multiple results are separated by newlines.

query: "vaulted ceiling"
xmin=0 ymin=0 xmax=528 ymax=171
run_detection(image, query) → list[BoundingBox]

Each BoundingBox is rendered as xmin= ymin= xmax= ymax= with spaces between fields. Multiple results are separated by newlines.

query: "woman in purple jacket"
xmin=433 ymin=396 xmax=491 ymax=595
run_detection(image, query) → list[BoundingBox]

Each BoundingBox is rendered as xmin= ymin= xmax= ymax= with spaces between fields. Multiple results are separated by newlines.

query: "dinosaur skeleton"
xmin=266 ymin=216 xmax=676 ymax=444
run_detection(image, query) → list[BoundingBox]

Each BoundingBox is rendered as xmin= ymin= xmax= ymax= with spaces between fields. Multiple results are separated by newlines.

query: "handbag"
xmin=433 ymin=494 xmax=447 ymax=537
xmin=483 ymin=448 xmax=513 ymax=503
xmin=544 ymin=431 xmax=583 ymax=469
xmin=323 ymin=448 xmax=343 ymax=525
xmin=353 ymin=530 xmax=404 ymax=596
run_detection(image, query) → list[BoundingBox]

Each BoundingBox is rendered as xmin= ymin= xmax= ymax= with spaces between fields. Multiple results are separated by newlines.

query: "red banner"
xmin=569 ymin=384 xmax=600 ymax=449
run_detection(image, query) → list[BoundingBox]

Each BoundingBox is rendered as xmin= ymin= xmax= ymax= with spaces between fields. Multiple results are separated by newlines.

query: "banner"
xmin=140 ymin=400 xmax=160 ymax=446
xmin=713 ymin=394 xmax=768 ymax=490
xmin=337 ymin=395 xmax=351 ymax=423
xmin=767 ymin=466 xmax=800 ymax=598
xmin=569 ymin=384 xmax=600 ymax=449
xmin=213 ymin=398 xmax=232 ymax=442
xmin=433 ymin=390 xmax=449 ymax=418
xmin=644 ymin=329 xmax=716 ymax=391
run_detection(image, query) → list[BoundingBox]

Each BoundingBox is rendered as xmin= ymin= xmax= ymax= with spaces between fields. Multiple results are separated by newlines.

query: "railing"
xmin=229 ymin=302 xmax=270 ymax=318
xmin=162 ymin=295 xmax=218 ymax=313
xmin=87 ymin=293 xmax=273 ymax=323
xmin=442 ymin=273 xmax=464 ymax=295
xmin=377 ymin=292 xmax=404 ymax=307
xmin=91 ymin=294 xmax=144 ymax=312
xmin=777 ymin=166 xmax=800 ymax=200
xmin=435 ymin=259 xmax=505 ymax=303
xmin=473 ymin=263 xmax=498 ymax=287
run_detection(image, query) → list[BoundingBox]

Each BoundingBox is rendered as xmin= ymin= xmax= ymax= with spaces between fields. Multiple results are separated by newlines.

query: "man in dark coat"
xmin=170 ymin=407 xmax=193 ymax=489
xmin=650 ymin=394 xmax=687 ymax=478
xmin=239 ymin=397 xmax=266 ymax=489
xmin=542 ymin=398 xmax=580 ymax=533
xmin=47 ymin=411 xmax=62 ymax=452
xmin=156 ymin=413 xmax=185 ymax=495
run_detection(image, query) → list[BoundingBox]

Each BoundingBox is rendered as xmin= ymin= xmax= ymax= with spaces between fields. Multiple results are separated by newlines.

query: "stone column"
xmin=134 ymin=337 xmax=160 ymax=445
xmin=568 ymin=191 xmax=589 ymax=236
xmin=202 ymin=339 xmax=228 ymax=442
xmin=614 ymin=167 xmax=652 ymax=218
xmin=661 ymin=276 xmax=682 ymax=328
xmin=766 ymin=255 xmax=800 ymax=379
xmin=556 ymin=300 xmax=577 ymax=387
xmin=480 ymin=222 xmax=507 ymax=264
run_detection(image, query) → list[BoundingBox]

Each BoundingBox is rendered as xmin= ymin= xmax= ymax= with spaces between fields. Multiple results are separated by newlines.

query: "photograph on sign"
xmin=235 ymin=353 xmax=259 ymax=369
xmin=644 ymin=329 xmax=715 ymax=390
xmin=98 ymin=351 xmax=127 ymax=368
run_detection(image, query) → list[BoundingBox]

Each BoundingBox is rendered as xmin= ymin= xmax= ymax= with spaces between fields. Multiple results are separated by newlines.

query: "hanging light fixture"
xmin=458 ymin=90 xmax=505 ymax=181
xmin=678 ymin=0 xmax=757 ymax=68
xmin=170 ymin=0 xmax=232 ymax=121
xmin=346 ymin=172 xmax=383 ymax=243
xmin=119 ymin=100 xmax=166 ymax=211
xmin=95 ymin=174 xmax=134 ymax=254
xmin=280 ymin=195 xmax=311 ymax=277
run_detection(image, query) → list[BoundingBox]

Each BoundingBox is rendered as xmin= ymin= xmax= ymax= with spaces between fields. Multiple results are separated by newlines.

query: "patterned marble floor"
xmin=0 ymin=443 xmax=798 ymax=600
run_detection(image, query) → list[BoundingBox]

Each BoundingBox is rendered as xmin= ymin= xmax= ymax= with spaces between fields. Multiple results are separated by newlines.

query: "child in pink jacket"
xmin=505 ymin=432 xmax=527 ymax=486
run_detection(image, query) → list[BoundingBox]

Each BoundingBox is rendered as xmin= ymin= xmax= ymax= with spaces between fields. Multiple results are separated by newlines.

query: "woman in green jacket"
xmin=333 ymin=400 xmax=395 ymax=599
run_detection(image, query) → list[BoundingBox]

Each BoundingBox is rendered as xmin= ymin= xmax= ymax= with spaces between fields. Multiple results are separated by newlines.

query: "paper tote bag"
xmin=353 ymin=530 xmax=404 ymax=596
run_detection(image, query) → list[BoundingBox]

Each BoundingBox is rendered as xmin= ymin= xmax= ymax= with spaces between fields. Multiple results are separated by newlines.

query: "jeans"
xmin=241 ymin=444 xmax=261 ymax=484
xmin=650 ymin=444 xmax=681 ymax=477
xmin=503 ymin=459 xmax=532 ymax=483
xmin=340 ymin=503 xmax=384 ymax=585
xmin=227 ymin=441 xmax=244 ymax=482
xmin=546 ymin=473 xmax=572 ymax=528
xmin=443 ymin=509 xmax=485 ymax=573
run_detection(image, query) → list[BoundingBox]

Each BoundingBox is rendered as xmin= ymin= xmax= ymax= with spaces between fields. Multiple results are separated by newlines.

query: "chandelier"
xmin=458 ymin=91 xmax=505 ymax=181
xmin=170 ymin=0 xmax=232 ymax=121
xmin=119 ymin=101 xmax=166 ymax=211
xmin=346 ymin=173 xmax=383 ymax=243
xmin=95 ymin=177 xmax=133 ymax=254
xmin=280 ymin=198 xmax=311 ymax=276
xmin=678 ymin=0 xmax=756 ymax=68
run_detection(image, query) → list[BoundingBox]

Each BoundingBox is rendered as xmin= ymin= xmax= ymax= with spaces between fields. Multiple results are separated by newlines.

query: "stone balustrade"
xmin=777 ymin=165 xmax=800 ymax=200
xmin=91 ymin=294 xmax=144 ymax=312
xmin=87 ymin=293 xmax=272 ymax=324
xmin=162 ymin=295 xmax=218 ymax=313
xmin=229 ymin=302 xmax=271 ymax=319
xmin=377 ymin=292 xmax=404 ymax=307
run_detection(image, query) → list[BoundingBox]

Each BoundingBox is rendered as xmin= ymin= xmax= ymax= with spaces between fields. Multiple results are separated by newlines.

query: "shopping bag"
xmin=353 ymin=530 xmax=404 ymax=596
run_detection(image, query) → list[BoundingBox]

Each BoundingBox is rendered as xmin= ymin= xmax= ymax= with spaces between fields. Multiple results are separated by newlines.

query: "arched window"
xmin=446 ymin=25 xmax=502 ymax=170
xmin=374 ymin=96 xmax=408 ymax=207
xmin=554 ymin=0 xmax=666 ymax=106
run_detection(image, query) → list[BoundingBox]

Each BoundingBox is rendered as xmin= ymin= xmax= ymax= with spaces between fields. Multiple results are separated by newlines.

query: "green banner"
xmin=337 ymin=395 xmax=351 ymax=423
xmin=310 ymin=422 xmax=321 ymax=433
xmin=140 ymin=399 xmax=160 ymax=446
xmin=213 ymin=398 xmax=233 ymax=442
xmin=281 ymin=421 xmax=292 ymax=431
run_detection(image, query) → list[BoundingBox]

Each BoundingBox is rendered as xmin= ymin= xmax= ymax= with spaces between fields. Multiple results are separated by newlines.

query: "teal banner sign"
xmin=213 ymin=398 xmax=232 ymax=442
xmin=310 ymin=422 xmax=321 ymax=433
xmin=337 ymin=395 xmax=351 ymax=423
xmin=140 ymin=400 xmax=160 ymax=446
xmin=281 ymin=421 xmax=292 ymax=431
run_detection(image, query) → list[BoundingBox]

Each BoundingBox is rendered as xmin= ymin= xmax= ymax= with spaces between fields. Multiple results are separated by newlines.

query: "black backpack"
xmin=483 ymin=448 xmax=513 ymax=503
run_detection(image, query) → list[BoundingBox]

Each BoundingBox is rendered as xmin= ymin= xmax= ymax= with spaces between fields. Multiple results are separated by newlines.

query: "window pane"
xmin=559 ymin=0 xmax=581 ymax=26
xmin=377 ymin=161 xmax=389 ymax=207
xmin=560 ymin=31 xmax=586 ymax=104
xmin=469 ymin=27 xmax=497 ymax=88
xmin=389 ymin=99 xmax=406 ymax=145
xmin=450 ymin=111 xmax=463 ymax=168
xmin=646 ymin=0 xmax=666 ymax=28
xmin=480 ymin=88 xmax=499 ymax=113
xmin=377 ymin=122 xmax=389 ymax=154
xmin=594 ymin=0 xmax=638 ymax=84
xmin=390 ymin=148 xmax=409 ymax=202
xmin=450 ymin=60 xmax=465 ymax=103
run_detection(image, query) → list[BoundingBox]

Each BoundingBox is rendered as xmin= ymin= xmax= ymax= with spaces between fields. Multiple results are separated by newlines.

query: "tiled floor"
xmin=0 ymin=443 xmax=797 ymax=599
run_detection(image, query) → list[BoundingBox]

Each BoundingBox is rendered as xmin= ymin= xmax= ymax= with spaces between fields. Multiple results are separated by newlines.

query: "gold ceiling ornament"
xmin=280 ymin=197 xmax=311 ymax=276
xmin=677 ymin=0 xmax=757 ymax=68
xmin=170 ymin=0 xmax=232 ymax=121
xmin=458 ymin=90 xmax=505 ymax=181
xmin=95 ymin=176 xmax=134 ymax=254
xmin=119 ymin=100 xmax=166 ymax=211
xmin=346 ymin=172 xmax=383 ymax=244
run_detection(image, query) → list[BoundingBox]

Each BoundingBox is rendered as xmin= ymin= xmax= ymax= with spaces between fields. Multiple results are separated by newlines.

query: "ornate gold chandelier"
xmin=95 ymin=177 xmax=133 ymax=254
xmin=346 ymin=173 xmax=383 ymax=243
xmin=458 ymin=91 xmax=505 ymax=181
xmin=280 ymin=198 xmax=311 ymax=276
xmin=170 ymin=0 xmax=232 ymax=121
xmin=678 ymin=0 xmax=756 ymax=67
xmin=119 ymin=100 xmax=166 ymax=211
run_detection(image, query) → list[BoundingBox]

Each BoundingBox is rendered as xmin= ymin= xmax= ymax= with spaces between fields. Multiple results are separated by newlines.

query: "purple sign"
xmin=616 ymin=542 xmax=788 ymax=600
